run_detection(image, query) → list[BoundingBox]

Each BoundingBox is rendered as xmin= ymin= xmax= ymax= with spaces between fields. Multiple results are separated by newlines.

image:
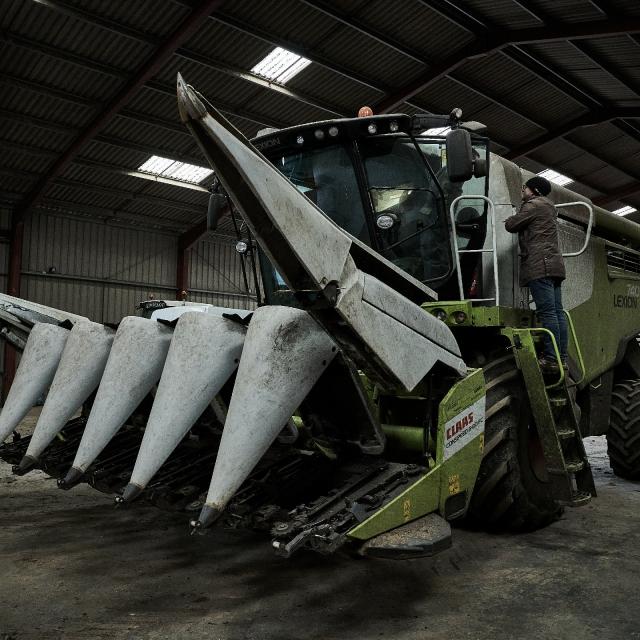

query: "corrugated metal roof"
xmin=184 ymin=16 xmax=273 ymax=71
xmin=5 ymin=2 xmax=156 ymax=73
xmin=520 ymin=0 xmax=608 ymax=23
xmin=361 ymin=0 xmax=474 ymax=59
xmin=464 ymin=0 xmax=543 ymax=28
xmin=312 ymin=27 xmax=424 ymax=91
xmin=1 ymin=0 xmax=640 ymax=230
xmin=2 ymin=41 xmax=126 ymax=101
xmin=217 ymin=0 xmax=344 ymax=53
xmin=458 ymin=52 xmax=590 ymax=126
xmin=74 ymin=0 xmax=192 ymax=38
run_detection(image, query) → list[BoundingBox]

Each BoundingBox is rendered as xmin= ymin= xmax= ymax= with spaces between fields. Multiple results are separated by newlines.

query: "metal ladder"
xmin=502 ymin=327 xmax=596 ymax=507
xmin=449 ymin=195 xmax=500 ymax=305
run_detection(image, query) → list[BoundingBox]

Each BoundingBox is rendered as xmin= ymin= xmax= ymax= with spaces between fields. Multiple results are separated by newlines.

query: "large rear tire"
xmin=467 ymin=354 xmax=561 ymax=531
xmin=607 ymin=380 xmax=640 ymax=480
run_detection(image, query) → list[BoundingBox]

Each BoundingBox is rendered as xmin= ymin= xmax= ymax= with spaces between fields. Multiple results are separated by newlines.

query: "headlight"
xmin=296 ymin=135 xmax=304 ymax=145
xmin=235 ymin=241 xmax=248 ymax=254
xmin=328 ymin=126 xmax=339 ymax=137
xmin=314 ymin=129 xmax=325 ymax=140
xmin=453 ymin=311 xmax=467 ymax=324
xmin=367 ymin=123 xmax=377 ymax=134
xmin=389 ymin=120 xmax=399 ymax=132
xmin=432 ymin=308 xmax=448 ymax=322
xmin=376 ymin=213 xmax=397 ymax=230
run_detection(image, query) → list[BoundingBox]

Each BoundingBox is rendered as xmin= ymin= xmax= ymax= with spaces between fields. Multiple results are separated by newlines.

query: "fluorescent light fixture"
xmin=613 ymin=205 xmax=637 ymax=216
xmin=137 ymin=155 xmax=213 ymax=185
xmin=422 ymin=126 xmax=451 ymax=135
xmin=537 ymin=168 xmax=573 ymax=186
xmin=251 ymin=47 xmax=311 ymax=84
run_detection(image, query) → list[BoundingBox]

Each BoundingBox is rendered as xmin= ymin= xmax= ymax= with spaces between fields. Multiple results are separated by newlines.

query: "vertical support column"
xmin=176 ymin=220 xmax=207 ymax=300
xmin=176 ymin=244 xmax=190 ymax=300
xmin=3 ymin=218 xmax=24 ymax=403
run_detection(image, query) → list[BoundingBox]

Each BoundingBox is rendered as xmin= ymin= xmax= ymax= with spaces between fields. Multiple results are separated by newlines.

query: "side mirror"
xmin=445 ymin=128 xmax=473 ymax=182
xmin=207 ymin=192 xmax=227 ymax=231
xmin=473 ymin=157 xmax=487 ymax=178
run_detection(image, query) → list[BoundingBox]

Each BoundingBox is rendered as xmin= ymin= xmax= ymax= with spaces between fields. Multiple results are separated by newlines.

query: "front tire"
xmin=467 ymin=354 xmax=561 ymax=531
xmin=607 ymin=380 xmax=640 ymax=480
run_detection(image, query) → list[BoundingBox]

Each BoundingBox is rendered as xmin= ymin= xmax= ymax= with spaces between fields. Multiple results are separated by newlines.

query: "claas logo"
xmin=446 ymin=412 xmax=474 ymax=440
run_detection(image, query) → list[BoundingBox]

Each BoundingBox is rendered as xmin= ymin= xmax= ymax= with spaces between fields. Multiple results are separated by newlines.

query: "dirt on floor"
xmin=0 ymin=416 xmax=638 ymax=640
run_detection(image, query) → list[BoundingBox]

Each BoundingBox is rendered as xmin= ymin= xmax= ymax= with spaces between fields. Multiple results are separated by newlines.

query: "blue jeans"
xmin=528 ymin=277 xmax=568 ymax=360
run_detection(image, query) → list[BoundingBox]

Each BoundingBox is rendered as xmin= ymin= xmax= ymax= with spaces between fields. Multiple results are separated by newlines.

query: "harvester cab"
xmin=251 ymin=107 xmax=489 ymax=308
xmin=2 ymin=74 xmax=639 ymax=560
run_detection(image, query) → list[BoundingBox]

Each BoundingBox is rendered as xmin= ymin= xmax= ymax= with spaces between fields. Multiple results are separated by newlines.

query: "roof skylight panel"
xmin=612 ymin=205 xmax=636 ymax=216
xmin=138 ymin=156 xmax=175 ymax=174
xmin=537 ymin=168 xmax=573 ymax=186
xmin=137 ymin=155 xmax=213 ymax=185
xmin=251 ymin=47 xmax=311 ymax=84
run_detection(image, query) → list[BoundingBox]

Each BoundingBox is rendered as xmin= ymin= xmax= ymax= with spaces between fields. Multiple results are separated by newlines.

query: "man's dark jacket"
xmin=504 ymin=195 xmax=566 ymax=286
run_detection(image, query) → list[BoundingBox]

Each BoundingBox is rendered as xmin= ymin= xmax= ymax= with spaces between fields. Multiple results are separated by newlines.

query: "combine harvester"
xmin=1 ymin=74 xmax=639 ymax=559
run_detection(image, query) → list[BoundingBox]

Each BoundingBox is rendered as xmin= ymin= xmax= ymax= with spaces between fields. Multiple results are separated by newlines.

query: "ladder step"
xmin=566 ymin=460 xmax=585 ymax=473
xmin=548 ymin=460 xmax=585 ymax=475
xmin=548 ymin=397 xmax=567 ymax=408
xmin=557 ymin=428 xmax=575 ymax=439
xmin=556 ymin=491 xmax=592 ymax=508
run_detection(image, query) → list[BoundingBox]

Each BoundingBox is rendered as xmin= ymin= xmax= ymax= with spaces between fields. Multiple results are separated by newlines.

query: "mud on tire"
xmin=607 ymin=380 xmax=640 ymax=480
xmin=466 ymin=353 xmax=561 ymax=531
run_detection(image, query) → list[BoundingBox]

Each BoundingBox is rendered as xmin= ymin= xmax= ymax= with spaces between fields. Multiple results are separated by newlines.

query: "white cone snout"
xmin=25 ymin=321 xmax=115 ymax=459
xmin=201 ymin=306 xmax=337 ymax=516
xmin=127 ymin=313 xmax=246 ymax=491
xmin=0 ymin=323 xmax=70 ymax=442
xmin=70 ymin=316 xmax=173 ymax=473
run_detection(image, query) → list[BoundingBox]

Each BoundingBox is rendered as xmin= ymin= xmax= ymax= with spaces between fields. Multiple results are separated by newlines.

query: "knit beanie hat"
xmin=525 ymin=176 xmax=552 ymax=196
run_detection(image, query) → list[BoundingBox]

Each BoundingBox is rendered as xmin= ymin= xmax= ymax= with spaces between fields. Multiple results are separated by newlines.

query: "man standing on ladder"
xmin=505 ymin=176 xmax=568 ymax=373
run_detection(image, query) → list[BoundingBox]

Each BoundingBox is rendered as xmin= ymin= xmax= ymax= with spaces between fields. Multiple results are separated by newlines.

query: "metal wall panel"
xmin=14 ymin=213 xmax=258 ymax=323
xmin=21 ymin=213 xmax=178 ymax=323
xmin=188 ymin=236 xmax=258 ymax=310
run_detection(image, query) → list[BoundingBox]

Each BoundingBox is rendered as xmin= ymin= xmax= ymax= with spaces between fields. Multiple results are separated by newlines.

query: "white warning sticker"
xmin=443 ymin=397 xmax=486 ymax=461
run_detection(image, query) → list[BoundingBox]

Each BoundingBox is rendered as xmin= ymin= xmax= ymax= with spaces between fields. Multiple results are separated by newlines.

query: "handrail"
xmin=529 ymin=310 xmax=585 ymax=389
xmin=556 ymin=201 xmax=594 ymax=258
xmin=563 ymin=310 xmax=586 ymax=385
xmin=449 ymin=195 xmax=499 ymax=306
xmin=529 ymin=327 xmax=565 ymax=389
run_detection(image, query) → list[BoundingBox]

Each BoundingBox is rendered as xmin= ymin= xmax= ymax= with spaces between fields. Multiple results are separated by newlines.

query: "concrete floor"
xmin=0 ymin=418 xmax=639 ymax=640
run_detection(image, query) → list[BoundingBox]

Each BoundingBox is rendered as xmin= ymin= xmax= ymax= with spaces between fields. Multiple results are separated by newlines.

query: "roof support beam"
xmin=0 ymin=74 xmax=282 ymax=131
xmin=612 ymin=118 xmax=640 ymax=144
xmin=10 ymin=0 xmax=227 ymax=226
xmin=504 ymin=108 xmax=640 ymax=159
xmin=417 ymin=0 xmax=488 ymax=33
xmin=593 ymin=182 xmax=640 ymax=206
xmin=0 ymin=129 xmax=206 ymax=168
xmin=502 ymin=46 xmax=602 ymax=110
xmin=298 ymin=0 xmax=426 ymax=64
xmin=1 ymin=30 xmax=340 ymax=121
xmin=375 ymin=17 xmax=640 ymax=112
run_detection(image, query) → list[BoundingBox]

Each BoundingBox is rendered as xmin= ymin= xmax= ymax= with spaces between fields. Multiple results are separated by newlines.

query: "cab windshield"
xmin=359 ymin=137 xmax=450 ymax=282
xmin=277 ymin=144 xmax=371 ymax=243
xmin=261 ymin=132 xmax=488 ymax=302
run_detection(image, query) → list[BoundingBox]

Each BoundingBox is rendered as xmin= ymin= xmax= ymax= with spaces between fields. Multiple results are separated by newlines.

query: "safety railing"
xmin=449 ymin=195 xmax=499 ymax=306
xmin=529 ymin=310 xmax=586 ymax=389
xmin=556 ymin=201 xmax=594 ymax=258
